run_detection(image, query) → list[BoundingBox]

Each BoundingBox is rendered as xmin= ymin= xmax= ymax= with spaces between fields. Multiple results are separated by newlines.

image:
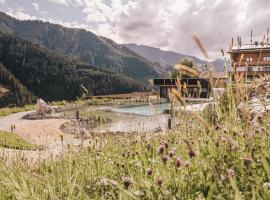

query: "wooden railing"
xmin=233 ymin=60 xmax=270 ymax=66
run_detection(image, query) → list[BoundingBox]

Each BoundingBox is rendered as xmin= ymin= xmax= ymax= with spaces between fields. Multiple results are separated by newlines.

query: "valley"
xmin=0 ymin=5 xmax=270 ymax=200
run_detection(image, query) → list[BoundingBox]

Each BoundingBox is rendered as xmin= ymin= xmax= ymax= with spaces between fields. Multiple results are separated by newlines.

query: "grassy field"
xmin=0 ymin=131 xmax=42 ymax=150
xmin=0 ymin=112 xmax=269 ymax=199
xmin=0 ymin=105 xmax=36 ymax=117
xmin=0 ymin=75 xmax=270 ymax=199
xmin=0 ymin=97 xmax=151 ymax=117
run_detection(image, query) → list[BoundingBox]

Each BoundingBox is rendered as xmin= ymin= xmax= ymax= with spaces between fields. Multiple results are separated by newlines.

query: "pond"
xmin=109 ymin=102 xmax=171 ymax=116
xmin=91 ymin=102 xmax=176 ymax=133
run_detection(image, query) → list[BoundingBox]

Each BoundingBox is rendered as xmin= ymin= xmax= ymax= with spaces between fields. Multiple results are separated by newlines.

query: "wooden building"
xmin=199 ymin=71 xmax=228 ymax=88
xmin=153 ymin=78 xmax=210 ymax=99
xmin=228 ymin=33 xmax=270 ymax=80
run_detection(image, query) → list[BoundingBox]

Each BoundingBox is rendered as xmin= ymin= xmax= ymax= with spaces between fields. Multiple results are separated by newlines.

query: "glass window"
xmin=263 ymin=56 xmax=270 ymax=61
xmin=246 ymin=57 xmax=253 ymax=62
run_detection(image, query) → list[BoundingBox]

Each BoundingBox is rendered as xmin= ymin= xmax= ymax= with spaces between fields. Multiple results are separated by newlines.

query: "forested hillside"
xmin=0 ymin=64 xmax=35 ymax=107
xmin=0 ymin=31 xmax=146 ymax=104
xmin=0 ymin=12 xmax=162 ymax=82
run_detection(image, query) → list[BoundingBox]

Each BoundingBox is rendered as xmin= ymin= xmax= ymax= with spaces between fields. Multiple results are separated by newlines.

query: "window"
xmin=263 ymin=56 xmax=270 ymax=61
xmin=246 ymin=57 xmax=253 ymax=62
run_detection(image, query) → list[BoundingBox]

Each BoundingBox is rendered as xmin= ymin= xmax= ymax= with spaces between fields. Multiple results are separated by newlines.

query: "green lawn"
xmin=0 ymin=105 xmax=35 ymax=117
xmin=0 ymin=78 xmax=270 ymax=199
xmin=0 ymin=110 xmax=269 ymax=199
xmin=0 ymin=131 xmax=42 ymax=150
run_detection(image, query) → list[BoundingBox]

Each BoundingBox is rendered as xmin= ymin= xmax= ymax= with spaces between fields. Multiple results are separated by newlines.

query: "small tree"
xmin=170 ymin=58 xmax=197 ymax=78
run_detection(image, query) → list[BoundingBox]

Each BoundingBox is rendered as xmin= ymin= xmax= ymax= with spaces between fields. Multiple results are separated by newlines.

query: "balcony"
xmin=235 ymin=66 xmax=270 ymax=72
xmin=233 ymin=60 xmax=270 ymax=66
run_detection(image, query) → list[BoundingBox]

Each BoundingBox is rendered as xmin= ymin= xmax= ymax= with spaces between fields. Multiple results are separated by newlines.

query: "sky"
xmin=0 ymin=0 xmax=269 ymax=60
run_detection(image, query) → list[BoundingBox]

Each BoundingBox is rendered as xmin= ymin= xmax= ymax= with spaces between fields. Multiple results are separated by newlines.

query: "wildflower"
xmin=162 ymin=155 xmax=169 ymax=163
xmin=168 ymin=150 xmax=175 ymax=157
xmin=184 ymin=139 xmax=197 ymax=158
xmin=176 ymin=157 xmax=182 ymax=168
xmin=185 ymin=161 xmax=190 ymax=167
xmin=123 ymin=176 xmax=132 ymax=189
xmin=146 ymin=168 xmax=153 ymax=176
xmin=189 ymin=150 xmax=196 ymax=158
xmin=157 ymin=144 xmax=165 ymax=154
xmin=164 ymin=141 xmax=169 ymax=149
xmin=156 ymin=177 xmax=163 ymax=186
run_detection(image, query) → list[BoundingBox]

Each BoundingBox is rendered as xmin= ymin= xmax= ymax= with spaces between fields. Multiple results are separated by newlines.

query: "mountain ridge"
xmin=124 ymin=43 xmax=225 ymax=72
xmin=0 ymin=31 xmax=146 ymax=106
xmin=0 ymin=12 xmax=163 ymax=82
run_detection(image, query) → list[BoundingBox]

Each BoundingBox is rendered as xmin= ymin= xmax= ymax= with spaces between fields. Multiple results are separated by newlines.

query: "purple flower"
xmin=123 ymin=176 xmax=132 ymax=189
xmin=164 ymin=141 xmax=169 ymax=149
xmin=189 ymin=150 xmax=196 ymax=158
xmin=168 ymin=150 xmax=175 ymax=157
xmin=176 ymin=157 xmax=182 ymax=168
xmin=157 ymin=145 xmax=165 ymax=154
xmin=156 ymin=177 xmax=163 ymax=186
xmin=146 ymin=168 xmax=153 ymax=176
xmin=162 ymin=155 xmax=169 ymax=162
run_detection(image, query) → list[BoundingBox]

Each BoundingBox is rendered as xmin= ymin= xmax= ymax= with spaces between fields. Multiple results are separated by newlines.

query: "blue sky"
xmin=0 ymin=0 xmax=269 ymax=59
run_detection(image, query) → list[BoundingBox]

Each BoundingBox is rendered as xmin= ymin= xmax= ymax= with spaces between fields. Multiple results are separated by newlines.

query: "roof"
xmin=199 ymin=71 xmax=228 ymax=79
xmin=228 ymin=43 xmax=270 ymax=53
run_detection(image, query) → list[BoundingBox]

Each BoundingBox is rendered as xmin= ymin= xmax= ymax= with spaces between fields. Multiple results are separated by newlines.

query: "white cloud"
xmin=7 ymin=7 xmax=37 ymax=20
xmin=0 ymin=0 xmax=5 ymax=4
xmin=48 ymin=0 xmax=83 ymax=7
xmin=48 ymin=0 xmax=69 ymax=6
xmin=2 ymin=0 xmax=269 ymax=59
xmin=32 ymin=3 xmax=39 ymax=11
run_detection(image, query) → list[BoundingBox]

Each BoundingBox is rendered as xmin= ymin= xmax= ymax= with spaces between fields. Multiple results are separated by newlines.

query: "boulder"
xmin=36 ymin=98 xmax=53 ymax=115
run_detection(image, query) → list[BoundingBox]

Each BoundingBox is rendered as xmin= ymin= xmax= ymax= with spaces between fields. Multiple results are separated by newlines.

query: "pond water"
xmin=91 ymin=103 xmax=175 ymax=133
xmin=65 ymin=101 xmax=208 ymax=133
xmin=93 ymin=113 xmax=172 ymax=133
xmin=109 ymin=102 xmax=171 ymax=116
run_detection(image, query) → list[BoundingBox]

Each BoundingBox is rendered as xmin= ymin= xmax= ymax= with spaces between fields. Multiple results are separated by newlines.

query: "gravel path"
xmin=0 ymin=111 xmax=82 ymax=164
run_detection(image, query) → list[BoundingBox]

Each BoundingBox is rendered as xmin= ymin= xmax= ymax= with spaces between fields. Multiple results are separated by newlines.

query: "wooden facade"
xmin=228 ymin=43 xmax=270 ymax=79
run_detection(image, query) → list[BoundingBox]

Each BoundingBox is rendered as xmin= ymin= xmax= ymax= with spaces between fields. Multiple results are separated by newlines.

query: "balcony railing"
xmin=235 ymin=66 xmax=270 ymax=72
xmin=233 ymin=60 xmax=270 ymax=66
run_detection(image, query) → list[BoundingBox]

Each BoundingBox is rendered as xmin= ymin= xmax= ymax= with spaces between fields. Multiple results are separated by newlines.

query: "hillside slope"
xmin=0 ymin=64 xmax=35 ymax=107
xmin=0 ymin=12 xmax=162 ymax=82
xmin=0 ymin=31 xmax=146 ymax=103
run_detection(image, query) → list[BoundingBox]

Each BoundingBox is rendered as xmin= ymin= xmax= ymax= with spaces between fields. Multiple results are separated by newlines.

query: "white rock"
xmin=36 ymin=98 xmax=53 ymax=115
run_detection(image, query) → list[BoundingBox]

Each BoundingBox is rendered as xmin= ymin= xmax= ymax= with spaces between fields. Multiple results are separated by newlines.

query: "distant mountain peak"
xmin=0 ymin=11 xmax=163 ymax=83
xmin=124 ymin=43 xmax=226 ymax=72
